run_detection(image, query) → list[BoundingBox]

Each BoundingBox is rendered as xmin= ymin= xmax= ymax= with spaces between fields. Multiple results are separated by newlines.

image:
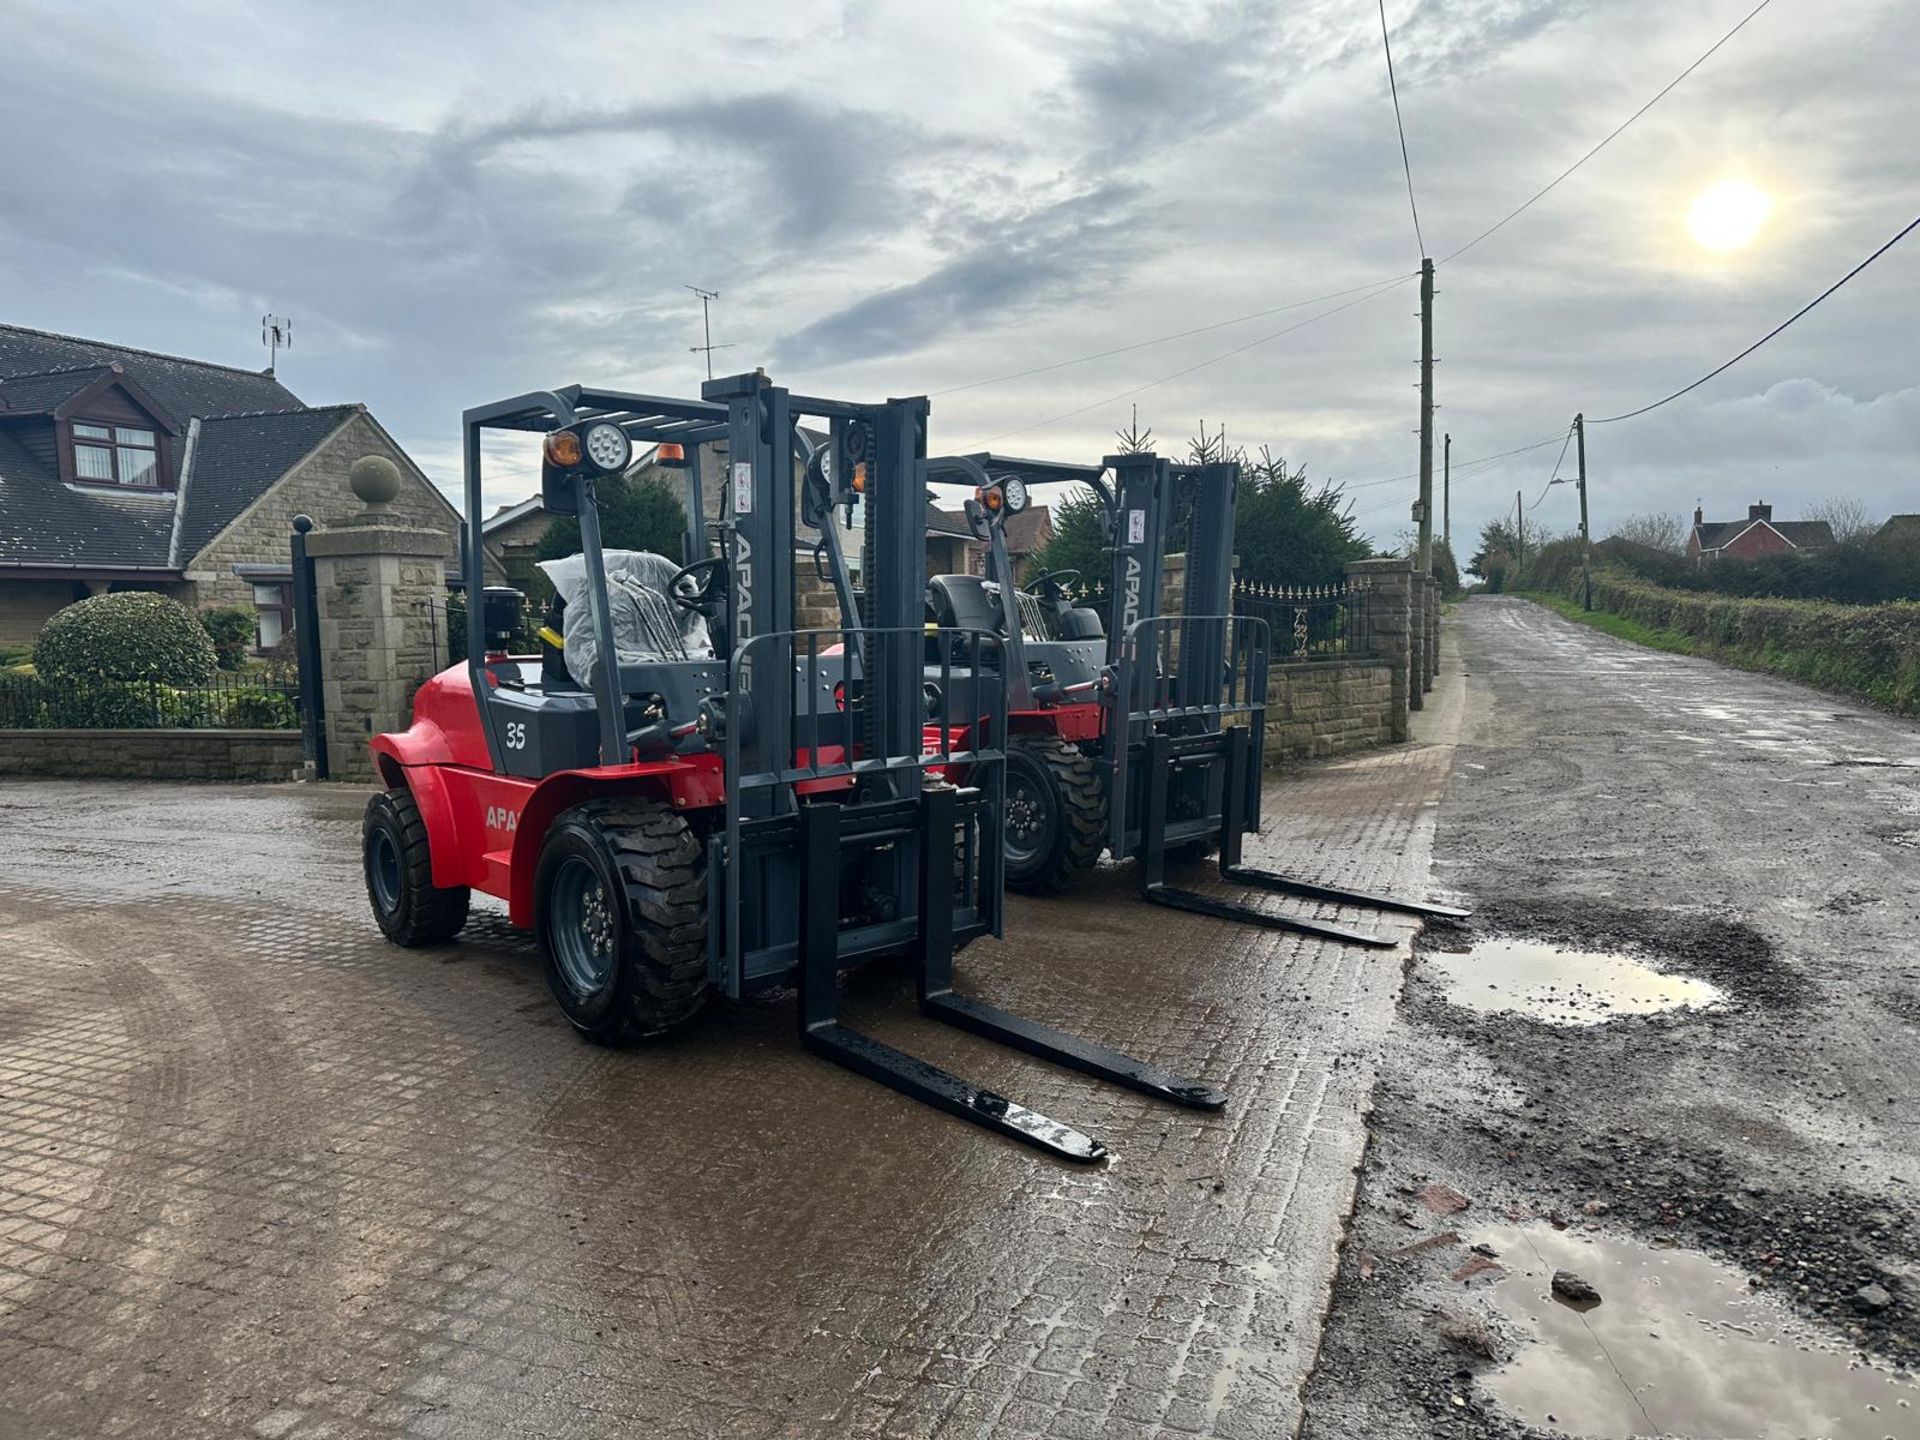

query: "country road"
xmin=1304 ymin=595 xmax=1920 ymax=1439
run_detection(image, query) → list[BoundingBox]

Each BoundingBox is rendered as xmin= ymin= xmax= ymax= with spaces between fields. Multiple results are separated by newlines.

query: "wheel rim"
xmin=369 ymin=828 xmax=403 ymax=914
xmin=549 ymin=856 xmax=617 ymax=999
xmin=1004 ymin=770 xmax=1051 ymax=866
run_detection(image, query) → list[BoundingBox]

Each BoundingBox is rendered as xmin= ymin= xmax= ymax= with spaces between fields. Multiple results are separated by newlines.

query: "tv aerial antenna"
xmin=262 ymin=314 xmax=293 ymax=375
xmin=684 ymin=285 xmax=734 ymax=380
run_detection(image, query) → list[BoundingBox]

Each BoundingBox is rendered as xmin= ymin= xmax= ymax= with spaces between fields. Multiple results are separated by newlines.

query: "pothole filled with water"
xmin=1474 ymin=1223 xmax=1917 ymax=1438
xmin=1423 ymin=938 xmax=1727 ymax=1026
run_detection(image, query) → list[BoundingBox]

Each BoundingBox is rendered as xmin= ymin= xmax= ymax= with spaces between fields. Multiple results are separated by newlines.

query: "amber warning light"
xmin=543 ymin=431 xmax=582 ymax=468
xmin=656 ymin=442 xmax=686 ymax=462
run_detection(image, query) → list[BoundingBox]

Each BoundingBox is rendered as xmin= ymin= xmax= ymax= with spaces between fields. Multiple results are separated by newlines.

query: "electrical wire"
xmin=961 ymin=272 xmax=1417 ymax=448
xmin=1527 ymin=425 xmax=1577 ymax=508
xmin=1438 ymin=0 xmax=1776 ymax=266
xmin=1377 ymin=0 xmax=1426 ymax=260
xmin=1591 ymin=210 xmax=1920 ymax=424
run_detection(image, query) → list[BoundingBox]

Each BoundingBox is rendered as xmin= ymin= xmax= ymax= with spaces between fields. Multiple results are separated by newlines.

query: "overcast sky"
xmin=3 ymin=0 xmax=1915 ymax=554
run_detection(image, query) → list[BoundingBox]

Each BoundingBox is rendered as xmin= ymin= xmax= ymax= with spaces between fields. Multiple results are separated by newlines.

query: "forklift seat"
xmin=926 ymin=574 xmax=1003 ymax=636
xmin=538 ymin=550 xmax=713 ymax=689
xmin=1055 ymin=606 xmax=1105 ymax=641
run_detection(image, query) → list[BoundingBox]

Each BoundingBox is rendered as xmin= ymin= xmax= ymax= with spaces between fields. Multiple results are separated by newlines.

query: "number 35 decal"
xmin=505 ymin=721 xmax=527 ymax=750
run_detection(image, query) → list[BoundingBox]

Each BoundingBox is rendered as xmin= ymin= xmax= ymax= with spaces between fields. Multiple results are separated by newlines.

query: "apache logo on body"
xmin=485 ymin=806 xmax=519 ymax=833
xmin=1120 ymin=555 xmax=1144 ymax=632
xmin=733 ymin=533 xmax=755 ymax=689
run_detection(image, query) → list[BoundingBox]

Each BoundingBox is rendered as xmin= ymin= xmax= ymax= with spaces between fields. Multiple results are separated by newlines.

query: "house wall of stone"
xmin=184 ymin=411 xmax=466 ymax=612
xmin=0 ymin=580 xmax=89 ymax=647
xmin=0 ymin=577 xmax=195 ymax=648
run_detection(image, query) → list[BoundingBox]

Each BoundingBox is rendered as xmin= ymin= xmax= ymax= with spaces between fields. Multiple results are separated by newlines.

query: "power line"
xmin=1591 ymin=210 xmax=1920 ymax=424
xmin=1528 ymin=424 xmax=1577 ymax=508
xmin=1377 ymin=0 xmax=1426 ymax=260
xmin=963 ymin=272 xmax=1417 ymax=448
xmin=1438 ymin=0 xmax=1775 ymax=265
xmin=1345 ymin=432 xmax=1569 ymax=491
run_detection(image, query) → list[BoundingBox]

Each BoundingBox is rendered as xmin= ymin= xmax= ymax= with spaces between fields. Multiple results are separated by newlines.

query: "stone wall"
xmin=186 ymin=411 xmax=471 ymax=611
xmin=0 ymin=728 xmax=303 ymax=782
xmin=1263 ymin=659 xmax=1394 ymax=765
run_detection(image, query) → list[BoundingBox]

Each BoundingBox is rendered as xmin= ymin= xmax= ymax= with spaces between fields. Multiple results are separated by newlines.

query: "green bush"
xmin=38 ymin=679 xmax=196 ymax=729
xmin=200 ymin=606 xmax=258 ymax=670
xmin=220 ymin=688 xmax=298 ymax=728
xmin=34 ymin=592 xmax=218 ymax=685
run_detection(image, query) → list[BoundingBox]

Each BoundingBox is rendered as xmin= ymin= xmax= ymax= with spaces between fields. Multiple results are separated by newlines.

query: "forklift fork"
xmin=797 ymin=787 xmax=1225 ymax=1165
xmin=1137 ymin=726 xmax=1467 ymax=946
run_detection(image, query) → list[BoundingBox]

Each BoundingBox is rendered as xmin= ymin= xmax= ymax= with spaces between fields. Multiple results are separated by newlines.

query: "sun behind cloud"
xmin=1688 ymin=179 xmax=1772 ymax=251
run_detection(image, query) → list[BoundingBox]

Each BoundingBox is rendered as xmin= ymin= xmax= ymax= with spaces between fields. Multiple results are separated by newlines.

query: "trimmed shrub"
xmin=34 ymin=592 xmax=218 ymax=685
xmin=200 ymin=606 xmax=258 ymax=670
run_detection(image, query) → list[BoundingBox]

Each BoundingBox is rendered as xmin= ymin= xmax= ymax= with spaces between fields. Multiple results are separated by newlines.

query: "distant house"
xmin=1873 ymin=514 xmax=1920 ymax=548
xmin=0 ymin=323 xmax=459 ymax=649
xmin=1685 ymin=502 xmax=1834 ymax=564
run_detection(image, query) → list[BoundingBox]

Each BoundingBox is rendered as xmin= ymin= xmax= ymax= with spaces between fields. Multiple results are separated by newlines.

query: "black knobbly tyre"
xmin=535 ymin=799 xmax=708 ymax=1045
xmin=1002 ymin=735 xmax=1107 ymax=894
xmin=364 ymin=788 xmax=471 ymax=946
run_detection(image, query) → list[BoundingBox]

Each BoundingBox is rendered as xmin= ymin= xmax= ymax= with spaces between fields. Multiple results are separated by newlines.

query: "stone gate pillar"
xmin=306 ymin=457 xmax=453 ymax=782
xmin=1346 ymin=556 xmax=1414 ymax=740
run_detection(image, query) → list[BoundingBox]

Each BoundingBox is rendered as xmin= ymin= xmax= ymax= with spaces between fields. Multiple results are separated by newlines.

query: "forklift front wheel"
xmin=363 ymin=789 xmax=470 ymax=946
xmin=534 ymin=803 xmax=709 ymax=1045
xmin=1002 ymin=736 xmax=1106 ymax=894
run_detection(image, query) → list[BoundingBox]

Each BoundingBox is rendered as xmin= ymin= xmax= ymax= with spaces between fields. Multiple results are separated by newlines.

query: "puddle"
xmin=1476 ymin=1223 xmax=1918 ymax=1439
xmin=1424 ymin=938 xmax=1726 ymax=1026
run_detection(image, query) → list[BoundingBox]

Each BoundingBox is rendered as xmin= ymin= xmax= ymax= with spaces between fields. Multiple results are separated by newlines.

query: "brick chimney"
xmin=1693 ymin=505 xmax=1704 ymax=527
xmin=1749 ymin=501 xmax=1772 ymax=522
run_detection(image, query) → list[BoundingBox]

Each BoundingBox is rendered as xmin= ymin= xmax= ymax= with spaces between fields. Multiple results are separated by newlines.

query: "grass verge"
xmin=1511 ymin=589 xmax=1919 ymax=714
xmin=1515 ymin=591 xmax=1699 ymax=656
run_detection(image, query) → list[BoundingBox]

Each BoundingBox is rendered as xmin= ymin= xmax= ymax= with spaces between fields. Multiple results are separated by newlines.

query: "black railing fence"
xmin=1231 ymin=577 xmax=1376 ymax=660
xmin=0 ymin=668 xmax=301 ymax=730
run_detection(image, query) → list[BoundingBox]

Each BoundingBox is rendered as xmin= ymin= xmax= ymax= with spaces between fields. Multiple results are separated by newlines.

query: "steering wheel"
xmin=667 ymin=556 xmax=728 ymax=615
xmin=1025 ymin=569 xmax=1080 ymax=598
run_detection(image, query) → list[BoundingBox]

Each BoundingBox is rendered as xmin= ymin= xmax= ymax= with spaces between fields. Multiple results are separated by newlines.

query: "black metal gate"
xmin=290 ymin=514 xmax=328 ymax=779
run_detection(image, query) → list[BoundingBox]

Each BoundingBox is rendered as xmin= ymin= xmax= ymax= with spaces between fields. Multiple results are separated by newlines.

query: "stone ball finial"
xmin=349 ymin=454 xmax=402 ymax=511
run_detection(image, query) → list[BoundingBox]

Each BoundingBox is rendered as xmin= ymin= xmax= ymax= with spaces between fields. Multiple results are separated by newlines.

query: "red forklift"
xmin=924 ymin=450 xmax=1468 ymax=946
xmin=359 ymin=373 xmax=1223 ymax=1162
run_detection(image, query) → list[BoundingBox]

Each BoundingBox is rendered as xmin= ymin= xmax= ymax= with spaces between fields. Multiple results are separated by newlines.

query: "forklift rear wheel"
xmin=535 ymin=800 xmax=708 ymax=1045
xmin=363 ymin=789 xmax=471 ymax=946
xmin=1003 ymin=736 xmax=1106 ymax=894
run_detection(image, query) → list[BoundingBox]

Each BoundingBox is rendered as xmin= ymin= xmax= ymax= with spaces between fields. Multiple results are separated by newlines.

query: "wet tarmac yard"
xmin=0 ymin=723 xmax=1456 ymax=1440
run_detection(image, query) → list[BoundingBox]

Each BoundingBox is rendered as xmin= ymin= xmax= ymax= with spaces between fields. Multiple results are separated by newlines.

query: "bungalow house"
xmin=1685 ymin=502 xmax=1834 ymax=564
xmin=0 ymin=323 xmax=460 ymax=650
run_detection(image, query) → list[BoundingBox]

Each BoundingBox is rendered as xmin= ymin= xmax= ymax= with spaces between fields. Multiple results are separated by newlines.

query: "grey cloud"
xmin=774 ymin=183 xmax=1156 ymax=370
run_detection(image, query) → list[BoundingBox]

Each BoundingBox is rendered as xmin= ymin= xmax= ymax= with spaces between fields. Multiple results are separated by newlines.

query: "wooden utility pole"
xmin=1575 ymin=412 xmax=1592 ymax=611
xmin=1442 ymin=431 xmax=1451 ymax=549
xmin=1515 ymin=490 xmax=1525 ymax=575
xmin=1416 ymin=258 xmax=1435 ymax=574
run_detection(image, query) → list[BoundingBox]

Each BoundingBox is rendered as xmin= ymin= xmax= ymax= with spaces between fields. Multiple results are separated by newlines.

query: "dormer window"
xmin=72 ymin=422 xmax=159 ymax=487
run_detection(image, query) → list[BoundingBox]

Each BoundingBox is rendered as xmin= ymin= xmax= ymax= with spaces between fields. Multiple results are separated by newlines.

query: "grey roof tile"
xmin=176 ymin=406 xmax=358 ymax=561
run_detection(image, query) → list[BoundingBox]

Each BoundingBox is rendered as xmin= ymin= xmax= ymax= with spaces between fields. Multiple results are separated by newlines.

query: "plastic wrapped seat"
xmin=537 ymin=551 xmax=713 ymax=689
